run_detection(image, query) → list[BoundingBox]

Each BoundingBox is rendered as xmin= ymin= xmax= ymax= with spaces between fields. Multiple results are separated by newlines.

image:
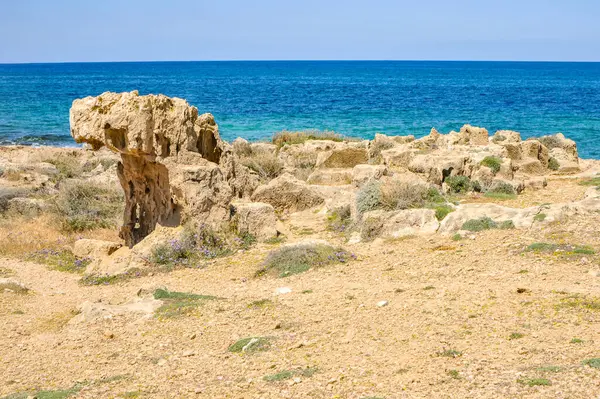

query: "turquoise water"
xmin=1 ymin=61 xmax=600 ymax=158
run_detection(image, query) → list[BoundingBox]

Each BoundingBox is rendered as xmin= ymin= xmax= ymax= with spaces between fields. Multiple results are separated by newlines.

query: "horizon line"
xmin=2 ymin=59 xmax=600 ymax=66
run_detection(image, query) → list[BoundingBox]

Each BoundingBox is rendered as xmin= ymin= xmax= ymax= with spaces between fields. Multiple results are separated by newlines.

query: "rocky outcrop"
xmin=230 ymin=201 xmax=278 ymax=241
xmin=70 ymin=91 xmax=242 ymax=247
xmin=251 ymin=173 xmax=325 ymax=213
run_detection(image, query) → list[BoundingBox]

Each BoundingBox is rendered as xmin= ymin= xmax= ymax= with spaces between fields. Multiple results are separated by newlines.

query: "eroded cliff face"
xmin=70 ymin=91 xmax=234 ymax=246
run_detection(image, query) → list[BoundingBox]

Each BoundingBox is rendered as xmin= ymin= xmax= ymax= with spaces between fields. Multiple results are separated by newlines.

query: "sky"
xmin=1 ymin=0 xmax=600 ymax=63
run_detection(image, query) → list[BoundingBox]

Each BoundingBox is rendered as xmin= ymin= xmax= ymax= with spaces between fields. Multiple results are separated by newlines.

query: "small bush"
xmin=239 ymin=150 xmax=283 ymax=181
xmin=537 ymin=135 xmax=563 ymax=150
xmin=480 ymin=156 xmax=502 ymax=174
xmin=52 ymin=181 xmax=123 ymax=232
xmin=492 ymin=134 xmax=507 ymax=143
xmin=533 ymin=213 xmax=547 ymax=222
xmin=517 ymin=378 xmax=551 ymax=387
xmin=263 ymin=367 xmax=318 ymax=382
xmin=257 ymin=243 xmax=354 ymax=278
xmin=327 ymin=205 xmax=352 ymax=233
xmin=27 ymin=249 xmax=91 ymax=273
xmin=228 ymin=336 xmax=272 ymax=353
xmin=437 ymin=349 xmax=463 ymax=358
xmin=488 ymin=181 xmax=516 ymax=195
xmin=356 ymin=180 xmax=382 ymax=214
xmin=433 ymin=204 xmax=454 ymax=221
xmin=548 ymin=157 xmax=560 ymax=171
xmin=149 ymin=225 xmax=234 ymax=267
xmin=153 ymin=288 xmax=216 ymax=319
xmin=570 ymin=338 xmax=584 ymax=344
xmin=499 ymin=220 xmax=515 ymax=229
xmin=445 ymin=176 xmax=471 ymax=194
xmin=45 ymin=154 xmax=83 ymax=182
xmin=452 ymin=233 xmax=463 ymax=241
xmin=462 ymin=217 xmax=497 ymax=232
xmin=509 ymin=332 xmax=524 ymax=340
xmin=582 ymin=358 xmax=600 ymax=369
xmin=272 ymin=130 xmax=346 ymax=148
xmin=380 ymin=180 xmax=430 ymax=210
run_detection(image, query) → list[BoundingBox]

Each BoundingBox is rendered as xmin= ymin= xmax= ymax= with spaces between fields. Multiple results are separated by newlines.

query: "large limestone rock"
xmin=70 ymin=91 xmax=234 ymax=247
xmin=251 ymin=173 xmax=325 ymax=212
xmin=315 ymin=146 xmax=368 ymax=168
xmin=230 ymin=201 xmax=278 ymax=241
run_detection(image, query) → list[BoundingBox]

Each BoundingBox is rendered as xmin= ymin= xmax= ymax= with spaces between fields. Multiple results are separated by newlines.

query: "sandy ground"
xmin=1 ymin=177 xmax=600 ymax=399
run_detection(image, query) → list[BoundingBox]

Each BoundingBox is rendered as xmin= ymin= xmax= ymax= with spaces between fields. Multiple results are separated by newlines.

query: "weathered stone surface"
xmin=73 ymin=239 xmax=122 ymax=259
xmin=409 ymin=153 xmax=469 ymax=185
xmin=230 ymin=201 xmax=278 ymax=241
xmin=352 ymin=164 xmax=388 ymax=187
xmin=0 ymin=278 xmax=29 ymax=294
xmin=381 ymin=146 xmax=415 ymax=168
xmin=316 ymin=146 xmax=368 ymax=168
xmin=251 ymin=173 xmax=325 ymax=212
xmin=457 ymin=125 xmax=489 ymax=145
xmin=493 ymin=130 xmax=522 ymax=143
xmin=381 ymin=209 xmax=440 ymax=238
xmin=70 ymin=92 xmax=233 ymax=247
xmin=307 ymin=168 xmax=352 ymax=185
xmin=70 ymin=298 xmax=162 ymax=324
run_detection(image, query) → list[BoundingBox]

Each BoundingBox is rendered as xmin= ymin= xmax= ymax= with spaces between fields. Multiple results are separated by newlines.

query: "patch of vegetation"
xmin=263 ymin=367 xmax=318 ymax=382
xmin=149 ymin=225 xmax=235 ymax=268
xmin=153 ymin=288 xmax=217 ymax=319
xmin=239 ymin=149 xmax=284 ymax=181
xmin=484 ymin=192 xmax=517 ymax=200
xmin=578 ymin=177 xmax=600 ymax=187
xmin=356 ymin=180 xmax=383 ymax=214
xmin=79 ymin=267 xmax=146 ymax=286
xmin=537 ymin=135 xmax=563 ymax=150
xmin=51 ymin=180 xmax=123 ymax=232
xmin=45 ymin=154 xmax=82 ymax=182
xmin=525 ymin=242 xmax=595 ymax=256
xmin=480 ymin=156 xmax=502 ymax=174
xmin=264 ymin=235 xmax=286 ymax=245
xmin=82 ymin=157 xmax=118 ymax=173
xmin=445 ymin=176 xmax=471 ymax=194
xmin=582 ymin=358 xmax=600 ymax=369
xmin=272 ymin=130 xmax=347 ymax=148
xmin=536 ymin=366 xmax=562 ymax=373
xmin=257 ymin=243 xmax=354 ymax=278
xmin=27 ymin=249 xmax=91 ymax=273
xmin=570 ymin=338 xmax=584 ymax=344
xmin=228 ymin=336 xmax=272 ymax=353
xmin=437 ymin=349 xmax=463 ymax=358
xmin=447 ymin=369 xmax=460 ymax=379
xmin=433 ymin=204 xmax=454 ymax=221
xmin=533 ymin=213 xmax=547 ymax=222
xmin=248 ymin=299 xmax=273 ymax=309
xmin=423 ymin=285 xmax=435 ymax=290
xmin=2 ymin=385 xmax=82 ymax=399
xmin=517 ymin=378 xmax=551 ymax=387
xmin=451 ymin=233 xmax=463 ymax=241
xmin=461 ymin=217 xmax=514 ymax=232
xmin=327 ymin=205 xmax=352 ymax=233
xmin=555 ymin=295 xmax=600 ymax=312
xmin=509 ymin=332 xmax=524 ymax=340
xmin=0 ymin=266 xmax=15 ymax=277
xmin=369 ymin=138 xmax=395 ymax=161
xmin=548 ymin=157 xmax=560 ymax=171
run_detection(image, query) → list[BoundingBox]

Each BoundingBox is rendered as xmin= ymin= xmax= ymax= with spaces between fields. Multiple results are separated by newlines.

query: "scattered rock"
xmin=0 ymin=278 xmax=29 ymax=294
xmin=230 ymin=201 xmax=278 ymax=241
xmin=251 ymin=173 xmax=325 ymax=212
xmin=376 ymin=300 xmax=389 ymax=307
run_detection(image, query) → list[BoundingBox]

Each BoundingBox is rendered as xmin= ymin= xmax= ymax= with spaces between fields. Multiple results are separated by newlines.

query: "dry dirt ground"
xmin=1 ymin=179 xmax=600 ymax=399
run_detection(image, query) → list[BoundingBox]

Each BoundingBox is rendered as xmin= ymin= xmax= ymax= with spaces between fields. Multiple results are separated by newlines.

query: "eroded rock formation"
xmin=70 ymin=91 xmax=240 ymax=246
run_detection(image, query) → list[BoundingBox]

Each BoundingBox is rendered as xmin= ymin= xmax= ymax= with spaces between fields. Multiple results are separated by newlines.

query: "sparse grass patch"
xmin=51 ymin=180 xmax=123 ymax=232
xmin=264 ymin=235 xmax=286 ymax=245
xmin=27 ymin=249 xmax=90 ymax=273
xmin=44 ymin=154 xmax=83 ymax=182
xmin=433 ymin=204 xmax=454 ymax=221
xmin=263 ymin=367 xmax=318 ymax=382
xmin=536 ymin=366 xmax=562 ymax=373
xmin=447 ymin=369 xmax=460 ymax=379
xmin=480 ymin=156 xmax=502 ymax=174
xmin=582 ymin=358 xmax=600 ymax=369
xmin=326 ymin=205 xmax=352 ymax=233
xmin=517 ymin=377 xmax=551 ymax=387
xmin=484 ymin=192 xmax=517 ymax=200
xmin=462 ymin=217 xmax=514 ymax=232
xmin=0 ymin=266 xmax=15 ymax=277
xmin=570 ymin=338 xmax=584 ymax=344
xmin=248 ymin=299 xmax=273 ymax=309
xmin=80 ymin=268 xmax=146 ymax=286
xmin=257 ymin=243 xmax=354 ymax=278
xmin=451 ymin=233 xmax=463 ymax=241
xmin=228 ymin=336 xmax=272 ymax=353
xmin=153 ymin=288 xmax=217 ymax=319
xmin=272 ymin=130 xmax=347 ymax=147
xmin=437 ymin=349 xmax=462 ymax=358
xmin=578 ymin=177 xmax=600 ymax=187
xmin=533 ymin=213 xmax=547 ymax=222
xmin=525 ymin=242 xmax=595 ymax=256
xmin=555 ymin=295 xmax=600 ymax=312
xmin=445 ymin=176 xmax=471 ymax=194
xmin=239 ymin=150 xmax=283 ymax=181
xmin=548 ymin=157 xmax=560 ymax=171
xmin=509 ymin=332 xmax=524 ymax=340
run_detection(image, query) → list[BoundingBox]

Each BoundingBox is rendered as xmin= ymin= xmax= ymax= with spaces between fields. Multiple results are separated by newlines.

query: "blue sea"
xmin=1 ymin=61 xmax=600 ymax=158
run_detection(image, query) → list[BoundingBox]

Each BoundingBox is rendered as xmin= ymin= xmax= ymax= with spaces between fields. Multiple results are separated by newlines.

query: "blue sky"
xmin=1 ymin=0 xmax=599 ymax=63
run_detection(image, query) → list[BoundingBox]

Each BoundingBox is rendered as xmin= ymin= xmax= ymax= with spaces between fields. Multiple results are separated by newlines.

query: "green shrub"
xmin=480 ymin=156 xmax=502 ymax=174
xmin=433 ymin=204 xmax=454 ymax=221
xmin=517 ymin=378 xmax=551 ymax=387
xmin=228 ymin=336 xmax=272 ymax=353
xmin=548 ymin=157 xmax=560 ymax=171
xmin=537 ymin=135 xmax=563 ymax=150
xmin=582 ymin=358 xmax=600 ymax=369
xmin=327 ymin=205 xmax=352 ymax=233
xmin=488 ymin=181 xmax=516 ymax=195
xmin=578 ymin=177 xmax=600 ymax=187
xmin=462 ymin=217 xmax=498 ymax=232
xmin=153 ymin=288 xmax=216 ymax=319
xmin=257 ymin=243 xmax=354 ymax=278
xmin=272 ymin=130 xmax=347 ymax=148
xmin=498 ymin=220 xmax=515 ymax=229
xmin=533 ymin=213 xmax=547 ymax=222
xmin=356 ymin=180 xmax=382 ymax=214
xmin=149 ymin=225 xmax=233 ymax=267
xmin=380 ymin=180 xmax=430 ymax=210
xmin=239 ymin=150 xmax=283 ymax=181
xmin=52 ymin=181 xmax=123 ymax=232
xmin=445 ymin=176 xmax=471 ymax=193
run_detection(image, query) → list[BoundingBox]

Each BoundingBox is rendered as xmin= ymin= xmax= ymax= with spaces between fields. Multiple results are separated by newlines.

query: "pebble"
xmin=189 ymin=333 xmax=197 ymax=340
xmin=274 ymin=287 xmax=292 ymax=295
xmin=157 ymin=358 xmax=167 ymax=366
xmin=103 ymin=331 xmax=115 ymax=339
xmin=182 ymin=350 xmax=195 ymax=357
xmin=376 ymin=300 xmax=389 ymax=307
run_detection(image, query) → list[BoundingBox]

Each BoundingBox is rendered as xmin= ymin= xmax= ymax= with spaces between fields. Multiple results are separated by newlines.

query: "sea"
xmin=1 ymin=61 xmax=600 ymax=158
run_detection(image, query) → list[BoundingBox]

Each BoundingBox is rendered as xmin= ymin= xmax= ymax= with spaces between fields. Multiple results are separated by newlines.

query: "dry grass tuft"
xmin=272 ymin=130 xmax=347 ymax=148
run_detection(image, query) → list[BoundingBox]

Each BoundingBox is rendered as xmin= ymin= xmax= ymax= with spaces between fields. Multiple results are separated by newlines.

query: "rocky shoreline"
xmin=1 ymin=91 xmax=600 ymax=398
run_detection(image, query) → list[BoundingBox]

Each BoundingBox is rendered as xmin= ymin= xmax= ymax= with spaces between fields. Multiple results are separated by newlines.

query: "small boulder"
xmin=230 ymin=201 xmax=278 ymax=241
xmin=251 ymin=173 xmax=325 ymax=212
xmin=0 ymin=278 xmax=29 ymax=294
xmin=307 ymin=168 xmax=353 ymax=186
xmin=73 ymin=239 xmax=122 ymax=259
xmin=352 ymin=164 xmax=388 ymax=187
xmin=315 ymin=147 xmax=368 ymax=168
xmin=458 ymin=125 xmax=489 ymax=145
